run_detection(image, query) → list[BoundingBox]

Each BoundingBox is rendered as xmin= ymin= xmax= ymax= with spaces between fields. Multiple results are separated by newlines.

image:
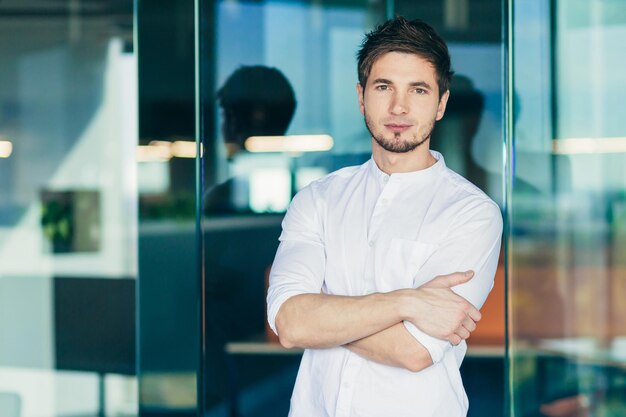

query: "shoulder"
xmin=287 ymin=162 xmax=366 ymax=217
xmin=299 ymin=162 xmax=367 ymax=199
xmin=437 ymin=166 xmax=502 ymax=231
xmin=203 ymin=178 xmax=238 ymax=214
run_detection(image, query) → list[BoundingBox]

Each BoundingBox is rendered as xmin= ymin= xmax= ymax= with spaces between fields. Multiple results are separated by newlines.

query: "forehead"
xmin=369 ymin=51 xmax=437 ymax=84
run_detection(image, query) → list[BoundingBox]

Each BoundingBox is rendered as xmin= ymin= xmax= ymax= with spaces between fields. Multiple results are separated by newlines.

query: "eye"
xmin=413 ymin=88 xmax=427 ymax=95
xmin=375 ymin=84 xmax=390 ymax=91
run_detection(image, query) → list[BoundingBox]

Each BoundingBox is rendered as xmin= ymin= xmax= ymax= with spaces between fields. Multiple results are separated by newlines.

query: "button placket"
xmin=335 ymin=355 xmax=360 ymax=417
xmin=370 ymin=184 xmax=394 ymax=240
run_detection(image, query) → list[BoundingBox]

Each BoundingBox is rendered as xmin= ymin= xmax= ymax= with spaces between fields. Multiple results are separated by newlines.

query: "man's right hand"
xmin=398 ymin=271 xmax=481 ymax=345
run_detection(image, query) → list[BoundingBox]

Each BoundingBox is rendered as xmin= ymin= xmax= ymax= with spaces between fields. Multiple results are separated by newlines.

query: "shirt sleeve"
xmin=403 ymin=199 xmax=503 ymax=364
xmin=266 ymin=185 xmax=326 ymax=335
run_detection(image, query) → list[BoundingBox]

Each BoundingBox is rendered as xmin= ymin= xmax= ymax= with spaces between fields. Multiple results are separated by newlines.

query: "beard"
xmin=364 ymin=112 xmax=435 ymax=154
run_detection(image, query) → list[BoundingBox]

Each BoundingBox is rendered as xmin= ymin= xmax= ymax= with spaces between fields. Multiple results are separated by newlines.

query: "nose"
xmin=390 ymin=91 xmax=409 ymax=115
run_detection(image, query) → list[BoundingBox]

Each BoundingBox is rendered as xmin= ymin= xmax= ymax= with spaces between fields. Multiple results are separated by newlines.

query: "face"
xmin=357 ymin=52 xmax=449 ymax=154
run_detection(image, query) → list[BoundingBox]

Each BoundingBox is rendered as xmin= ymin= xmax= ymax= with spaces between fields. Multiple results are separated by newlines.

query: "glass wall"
xmin=199 ymin=2 xmax=388 ymax=415
xmin=136 ymin=1 xmax=199 ymax=416
xmin=0 ymin=1 xmax=509 ymax=416
xmin=199 ymin=0 xmax=506 ymax=416
xmin=509 ymin=0 xmax=626 ymax=415
xmin=0 ymin=1 xmax=138 ymax=417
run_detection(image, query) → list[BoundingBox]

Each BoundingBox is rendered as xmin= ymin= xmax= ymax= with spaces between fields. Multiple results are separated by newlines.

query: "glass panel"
xmin=509 ymin=0 xmax=626 ymax=415
xmin=199 ymin=1 xmax=387 ymax=415
xmin=200 ymin=1 xmax=506 ymax=416
xmin=136 ymin=1 xmax=200 ymax=416
xmin=0 ymin=1 xmax=137 ymax=417
xmin=394 ymin=2 xmax=506 ymax=416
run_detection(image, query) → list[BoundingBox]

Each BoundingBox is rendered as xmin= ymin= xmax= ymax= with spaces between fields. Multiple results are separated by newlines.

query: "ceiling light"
xmin=0 ymin=140 xmax=13 ymax=158
xmin=553 ymin=137 xmax=626 ymax=154
xmin=245 ymin=135 xmax=334 ymax=153
xmin=137 ymin=141 xmax=171 ymax=162
xmin=171 ymin=141 xmax=197 ymax=158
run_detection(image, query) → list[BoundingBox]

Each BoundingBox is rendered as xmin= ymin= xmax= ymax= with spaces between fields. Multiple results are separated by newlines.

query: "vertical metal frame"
xmin=504 ymin=0 xmax=514 ymax=415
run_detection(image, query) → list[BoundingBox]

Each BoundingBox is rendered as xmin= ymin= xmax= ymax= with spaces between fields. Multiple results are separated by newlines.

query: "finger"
xmin=466 ymin=306 xmax=482 ymax=322
xmin=462 ymin=316 xmax=477 ymax=332
xmin=455 ymin=327 xmax=470 ymax=340
xmin=448 ymin=334 xmax=462 ymax=345
xmin=426 ymin=270 xmax=474 ymax=288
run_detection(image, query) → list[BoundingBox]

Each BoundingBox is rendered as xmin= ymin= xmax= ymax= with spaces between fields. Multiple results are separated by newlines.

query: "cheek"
xmin=421 ymin=101 xmax=442 ymax=121
xmin=364 ymin=95 xmax=388 ymax=115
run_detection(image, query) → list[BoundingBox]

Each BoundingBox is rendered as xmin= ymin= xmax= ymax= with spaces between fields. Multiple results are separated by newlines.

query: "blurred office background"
xmin=0 ymin=1 xmax=624 ymax=417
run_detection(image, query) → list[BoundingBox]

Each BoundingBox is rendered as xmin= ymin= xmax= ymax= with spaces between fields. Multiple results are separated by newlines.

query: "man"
xmin=267 ymin=17 xmax=502 ymax=417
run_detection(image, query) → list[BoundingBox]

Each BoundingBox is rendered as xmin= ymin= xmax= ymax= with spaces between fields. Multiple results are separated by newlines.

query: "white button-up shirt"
xmin=267 ymin=151 xmax=502 ymax=417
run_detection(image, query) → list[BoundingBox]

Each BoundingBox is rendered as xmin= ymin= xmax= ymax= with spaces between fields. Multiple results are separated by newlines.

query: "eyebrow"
xmin=409 ymin=81 xmax=433 ymax=89
xmin=371 ymin=78 xmax=433 ymax=90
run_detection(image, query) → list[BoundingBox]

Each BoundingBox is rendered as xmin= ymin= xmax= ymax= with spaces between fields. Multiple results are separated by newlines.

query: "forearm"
xmin=345 ymin=323 xmax=433 ymax=372
xmin=275 ymin=291 xmax=405 ymax=349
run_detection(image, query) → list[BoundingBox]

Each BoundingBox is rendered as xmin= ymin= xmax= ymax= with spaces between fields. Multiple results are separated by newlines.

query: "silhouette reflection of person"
xmin=203 ymin=66 xmax=297 ymax=412
xmin=429 ymin=74 xmax=487 ymax=191
xmin=204 ymin=65 xmax=297 ymax=215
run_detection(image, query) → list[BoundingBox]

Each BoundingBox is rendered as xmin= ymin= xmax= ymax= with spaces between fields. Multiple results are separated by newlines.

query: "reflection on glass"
xmin=201 ymin=1 xmax=386 ymax=415
xmin=136 ymin=1 xmax=199 ymax=416
xmin=0 ymin=1 xmax=137 ymax=416
xmin=510 ymin=1 xmax=626 ymax=416
xmin=202 ymin=0 xmax=508 ymax=416
xmin=205 ymin=65 xmax=297 ymax=215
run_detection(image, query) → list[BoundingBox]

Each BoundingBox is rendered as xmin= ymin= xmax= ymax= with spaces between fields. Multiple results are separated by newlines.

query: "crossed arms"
xmin=275 ymin=271 xmax=480 ymax=372
xmin=267 ymin=189 xmax=503 ymax=373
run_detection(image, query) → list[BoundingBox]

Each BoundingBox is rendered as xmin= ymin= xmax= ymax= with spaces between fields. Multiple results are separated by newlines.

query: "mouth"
xmin=384 ymin=123 xmax=412 ymax=133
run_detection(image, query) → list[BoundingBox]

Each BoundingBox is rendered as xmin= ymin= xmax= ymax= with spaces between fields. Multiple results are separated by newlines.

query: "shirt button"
xmin=368 ymin=240 xmax=374 ymax=247
xmin=383 ymin=176 xmax=389 ymax=183
xmin=380 ymin=198 xmax=389 ymax=205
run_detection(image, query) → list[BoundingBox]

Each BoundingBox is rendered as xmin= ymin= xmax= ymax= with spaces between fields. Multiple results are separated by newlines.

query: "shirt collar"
xmin=368 ymin=150 xmax=446 ymax=186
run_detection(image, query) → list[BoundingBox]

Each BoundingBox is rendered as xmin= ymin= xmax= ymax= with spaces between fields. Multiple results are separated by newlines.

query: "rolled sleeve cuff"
xmin=403 ymin=321 xmax=450 ymax=364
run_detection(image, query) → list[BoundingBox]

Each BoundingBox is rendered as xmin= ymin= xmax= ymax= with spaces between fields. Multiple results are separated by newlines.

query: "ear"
xmin=356 ymin=83 xmax=365 ymax=115
xmin=435 ymin=89 xmax=450 ymax=121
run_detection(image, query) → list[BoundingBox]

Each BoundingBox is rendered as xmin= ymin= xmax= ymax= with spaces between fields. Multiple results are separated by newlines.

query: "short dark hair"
xmin=357 ymin=16 xmax=454 ymax=98
xmin=217 ymin=66 xmax=296 ymax=146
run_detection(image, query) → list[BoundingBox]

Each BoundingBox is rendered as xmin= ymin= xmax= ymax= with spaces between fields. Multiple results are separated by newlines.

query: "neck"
xmin=371 ymin=139 xmax=437 ymax=174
